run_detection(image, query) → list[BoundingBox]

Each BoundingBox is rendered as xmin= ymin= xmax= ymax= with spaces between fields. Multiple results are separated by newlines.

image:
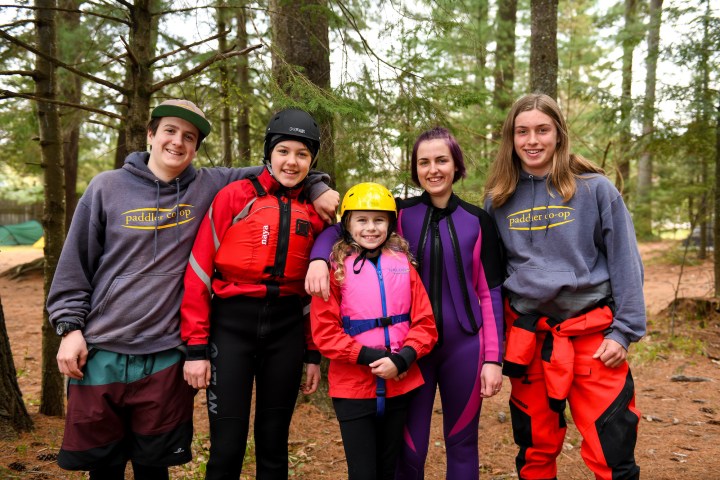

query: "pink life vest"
xmin=339 ymin=250 xmax=412 ymax=352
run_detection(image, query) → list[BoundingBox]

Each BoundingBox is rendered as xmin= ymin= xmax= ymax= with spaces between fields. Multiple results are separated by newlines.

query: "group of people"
xmin=47 ymin=92 xmax=645 ymax=480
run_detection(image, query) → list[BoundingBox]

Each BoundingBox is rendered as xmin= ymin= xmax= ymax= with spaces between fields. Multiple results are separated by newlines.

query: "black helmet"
xmin=263 ymin=108 xmax=321 ymax=162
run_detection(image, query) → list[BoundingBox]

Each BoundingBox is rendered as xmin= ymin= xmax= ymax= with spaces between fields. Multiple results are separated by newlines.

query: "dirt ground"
xmin=1 ymin=241 xmax=719 ymax=479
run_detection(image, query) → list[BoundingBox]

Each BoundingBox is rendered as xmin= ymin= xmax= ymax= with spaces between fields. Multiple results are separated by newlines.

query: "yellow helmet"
xmin=340 ymin=182 xmax=396 ymax=217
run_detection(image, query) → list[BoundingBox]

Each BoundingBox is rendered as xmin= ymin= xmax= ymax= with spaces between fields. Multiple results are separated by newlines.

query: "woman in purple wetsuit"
xmin=306 ymin=127 xmax=505 ymax=479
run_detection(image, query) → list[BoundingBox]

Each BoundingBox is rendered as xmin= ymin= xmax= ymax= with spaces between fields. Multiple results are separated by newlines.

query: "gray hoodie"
xmin=47 ymin=152 xmax=329 ymax=354
xmin=485 ymin=171 xmax=646 ymax=349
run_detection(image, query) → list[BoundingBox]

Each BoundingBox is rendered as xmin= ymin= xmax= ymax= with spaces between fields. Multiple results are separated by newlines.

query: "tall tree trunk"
xmin=616 ymin=0 xmax=637 ymax=192
xmin=473 ymin=0 xmax=489 ymax=159
xmin=697 ymin=1 xmax=712 ymax=260
xmin=493 ymin=0 xmax=517 ymax=138
xmin=0 ymin=297 xmax=33 ymax=437
xmin=217 ymin=3 xmax=233 ymax=167
xmin=35 ymin=0 xmax=66 ymax=417
xmin=118 ymin=0 xmax=158 ymax=160
xmin=636 ymin=0 xmax=663 ymax=239
xmin=235 ymin=4 xmax=251 ymax=166
xmin=58 ymin=0 xmax=83 ymax=226
xmin=270 ymin=0 xmax=335 ymax=183
xmin=530 ymin=0 xmax=558 ymax=99
xmin=714 ymin=102 xmax=720 ymax=296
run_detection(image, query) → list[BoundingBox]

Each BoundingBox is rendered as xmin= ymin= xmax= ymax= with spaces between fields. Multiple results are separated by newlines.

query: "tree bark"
xmin=270 ymin=0 xmax=335 ymax=183
xmin=121 ymin=0 xmax=157 ymax=158
xmin=697 ymin=2 xmax=712 ymax=260
xmin=493 ymin=0 xmax=517 ymax=137
xmin=714 ymin=102 xmax=720 ymax=297
xmin=35 ymin=0 xmax=66 ymax=417
xmin=0 ymin=297 xmax=33 ymax=438
xmin=217 ymin=3 xmax=233 ymax=167
xmin=636 ymin=0 xmax=663 ymax=239
xmin=236 ymin=4 xmax=252 ymax=166
xmin=530 ymin=0 xmax=558 ymax=99
xmin=616 ymin=0 xmax=638 ymax=193
xmin=58 ymin=0 xmax=83 ymax=226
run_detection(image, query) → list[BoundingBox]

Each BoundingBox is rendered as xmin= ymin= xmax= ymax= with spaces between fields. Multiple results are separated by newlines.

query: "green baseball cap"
xmin=151 ymin=99 xmax=212 ymax=137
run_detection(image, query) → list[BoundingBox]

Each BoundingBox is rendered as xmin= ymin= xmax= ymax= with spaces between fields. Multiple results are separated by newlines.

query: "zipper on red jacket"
xmin=271 ymin=192 xmax=291 ymax=277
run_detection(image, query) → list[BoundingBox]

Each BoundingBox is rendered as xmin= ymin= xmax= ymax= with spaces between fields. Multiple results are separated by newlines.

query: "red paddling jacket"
xmin=181 ymin=169 xmax=325 ymax=350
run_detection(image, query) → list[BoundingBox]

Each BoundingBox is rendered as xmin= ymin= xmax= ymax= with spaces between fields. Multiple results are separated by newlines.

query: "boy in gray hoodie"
xmin=47 ymin=99 xmax=338 ymax=480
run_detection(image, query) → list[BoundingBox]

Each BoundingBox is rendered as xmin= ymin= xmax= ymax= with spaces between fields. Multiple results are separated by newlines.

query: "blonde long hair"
xmin=484 ymin=93 xmax=604 ymax=208
xmin=330 ymin=214 xmax=417 ymax=284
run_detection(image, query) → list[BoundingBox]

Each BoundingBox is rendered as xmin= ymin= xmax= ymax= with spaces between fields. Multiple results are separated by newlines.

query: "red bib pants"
xmin=504 ymin=304 xmax=641 ymax=480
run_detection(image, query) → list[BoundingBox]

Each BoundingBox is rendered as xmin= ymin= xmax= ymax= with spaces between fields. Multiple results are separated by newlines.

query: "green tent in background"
xmin=0 ymin=220 xmax=43 ymax=245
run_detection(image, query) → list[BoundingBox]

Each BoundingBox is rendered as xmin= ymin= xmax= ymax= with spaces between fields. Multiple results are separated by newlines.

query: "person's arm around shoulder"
xmin=227 ymin=166 xmax=339 ymax=223
xmin=305 ymin=224 xmax=343 ymax=300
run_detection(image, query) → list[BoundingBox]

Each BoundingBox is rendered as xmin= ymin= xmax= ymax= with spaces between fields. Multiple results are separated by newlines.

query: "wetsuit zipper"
xmin=430 ymin=219 xmax=444 ymax=345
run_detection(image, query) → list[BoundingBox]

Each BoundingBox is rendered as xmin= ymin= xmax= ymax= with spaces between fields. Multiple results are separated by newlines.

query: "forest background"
xmin=0 ymin=0 xmax=719 ymax=476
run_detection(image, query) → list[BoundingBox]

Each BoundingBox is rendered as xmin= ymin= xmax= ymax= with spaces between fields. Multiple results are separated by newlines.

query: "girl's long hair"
xmin=330 ymin=216 xmax=417 ymax=284
xmin=484 ymin=93 xmax=604 ymax=208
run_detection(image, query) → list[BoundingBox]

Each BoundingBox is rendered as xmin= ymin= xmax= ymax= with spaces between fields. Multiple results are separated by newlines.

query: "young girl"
xmin=307 ymin=128 xmax=505 ymax=479
xmin=310 ymin=182 xmax=438 ymax=480
xmin=484 ymin=93 xmax=645 ymax=480
xmin=180 ymin=108 xmax=327 ymax=479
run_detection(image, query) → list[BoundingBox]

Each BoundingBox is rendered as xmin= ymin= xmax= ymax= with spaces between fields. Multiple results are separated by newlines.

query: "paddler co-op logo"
xmin=507 ymin=205 xmax=574 ymax=231
xmin=122 ymin=204 xmax=195 ymax=229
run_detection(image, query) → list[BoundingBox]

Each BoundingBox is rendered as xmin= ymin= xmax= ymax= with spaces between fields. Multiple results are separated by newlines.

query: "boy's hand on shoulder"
xmin=56 ymin=330 xmax=87 ymax=380
xmin=369 ymin=357 xmax=399 ymax=380
xmin=184 ymin=359 xmax=211 ymax=389
xmin=312 ymin=189 xmax=340 ymax=224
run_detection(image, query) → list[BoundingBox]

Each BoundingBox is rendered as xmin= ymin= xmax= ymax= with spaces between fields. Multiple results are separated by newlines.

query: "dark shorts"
xmin=58 ymin=348 xmax=196 ymax=471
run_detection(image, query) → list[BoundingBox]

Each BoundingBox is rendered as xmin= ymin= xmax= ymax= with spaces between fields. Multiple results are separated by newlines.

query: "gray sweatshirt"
xmin=47 ymin=152 xmax=329 ymax=354
xmin=485 ymin=171 xmax=646 ymax=349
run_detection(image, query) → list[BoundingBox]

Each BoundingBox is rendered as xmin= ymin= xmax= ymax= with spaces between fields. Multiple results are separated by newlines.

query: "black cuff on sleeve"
xmin=357 ymin=347 xmax=388 ymax=366
xmin=483 ymin=360 xmax=502 ymax=366
xmin=185 ymin=344 xmax=210 ymax=361
xmin=390 ymin=346 xmax=417 ymax=374
xmin=304 ymin=349 xmax=321 ymax=364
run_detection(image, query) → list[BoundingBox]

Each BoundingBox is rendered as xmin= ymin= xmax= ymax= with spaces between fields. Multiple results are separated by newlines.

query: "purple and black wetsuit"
xmin=310 ymin=191 xmax=504 ymax=479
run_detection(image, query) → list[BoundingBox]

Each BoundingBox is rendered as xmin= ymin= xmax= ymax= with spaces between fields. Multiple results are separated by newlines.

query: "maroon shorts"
xmin=58 ymin=348 xmax=196 ymax=471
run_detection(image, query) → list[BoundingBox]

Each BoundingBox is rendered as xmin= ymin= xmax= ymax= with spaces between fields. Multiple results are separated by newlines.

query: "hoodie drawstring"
xmin=527 ymin=175 xmax=553 ymax=245
xmin=175 ymin=178 xmax=181 ymax=245
xmin=529 ymin=176 xmax=535 ymax=245
xmin=153 ymin=180 xmax=160 ymax=262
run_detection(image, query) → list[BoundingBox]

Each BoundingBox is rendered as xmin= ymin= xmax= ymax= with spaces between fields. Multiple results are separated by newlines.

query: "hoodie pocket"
xmin=95 ymin=272 xmax=183 ymax=337
xmin=505 ymin=267 xmax=577 ymax=303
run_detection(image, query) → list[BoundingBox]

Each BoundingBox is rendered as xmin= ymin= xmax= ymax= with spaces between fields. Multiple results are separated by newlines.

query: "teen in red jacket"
xmin=181 ymin=109 xmax=327 ymax=479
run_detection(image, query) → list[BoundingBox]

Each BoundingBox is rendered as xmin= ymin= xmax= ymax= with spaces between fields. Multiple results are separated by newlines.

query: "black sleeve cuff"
xmin=483 ymin=360 xmax=502 ymax=366
xmin=357 ymin=346 xmax=388 ymax=366
xmin=390 ymin=346 xmax=417 ymax=374
xmin=304 ymin=349 xmax=321 ymax=364
xmin=185 ymin=344 xmax=210 ymax=361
